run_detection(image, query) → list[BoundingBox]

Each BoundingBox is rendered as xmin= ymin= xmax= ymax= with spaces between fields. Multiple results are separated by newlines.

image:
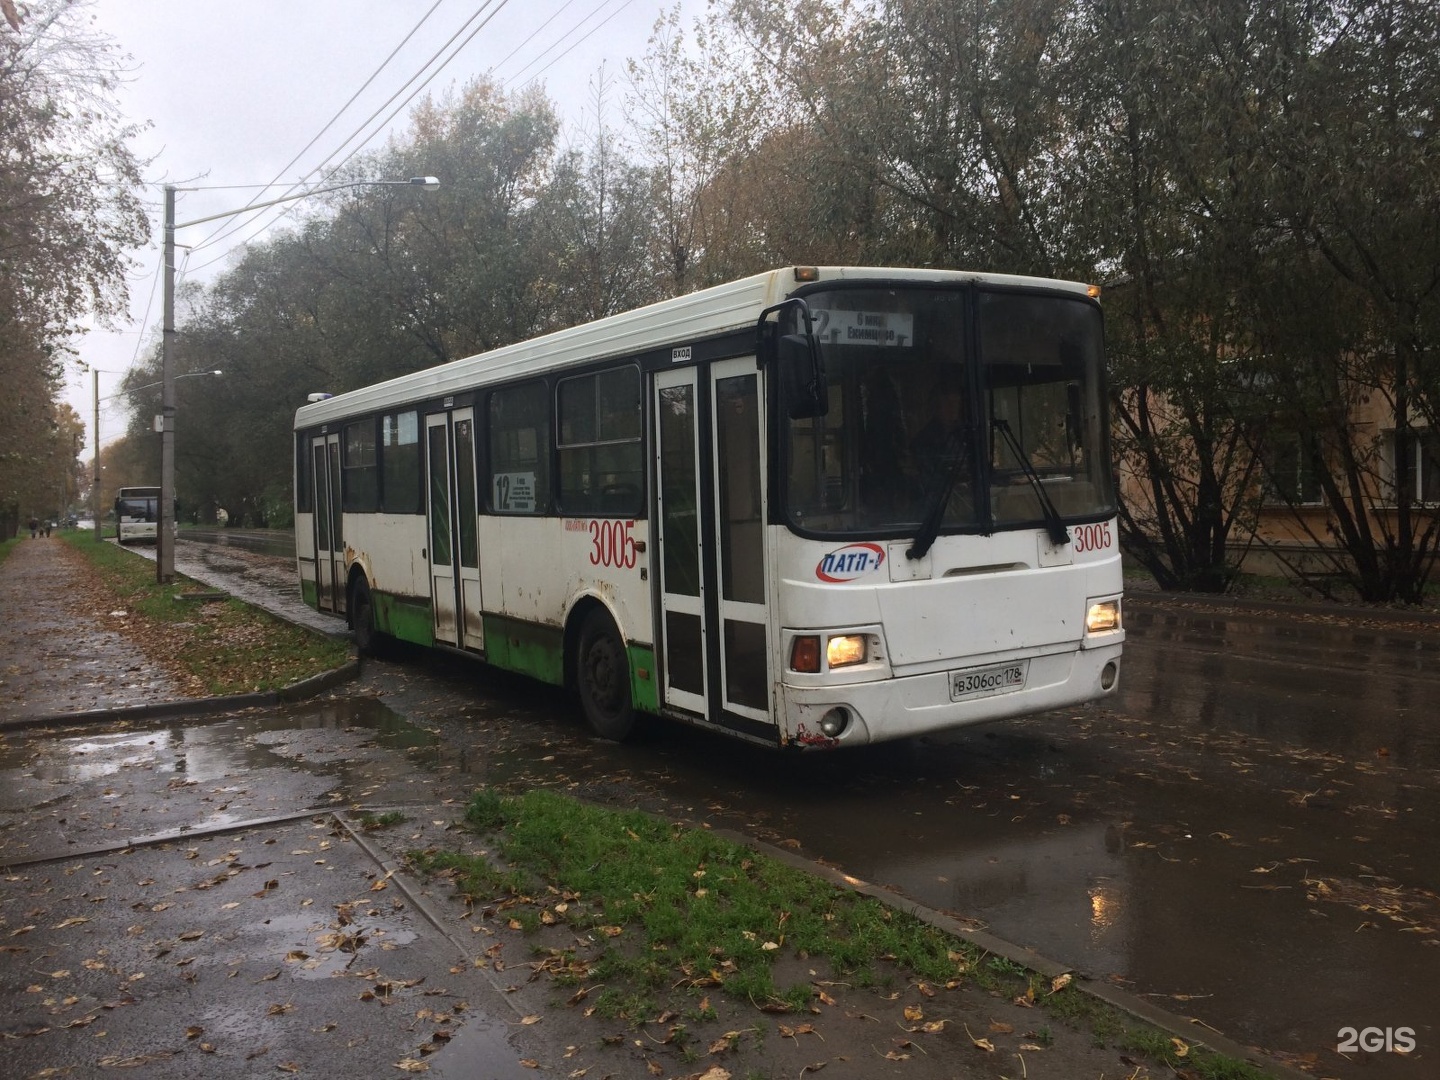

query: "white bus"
xmin=114 ymin=486 xmax=162 ymax=544
xmin=294 ymin=266 xmax=1123 ymax=748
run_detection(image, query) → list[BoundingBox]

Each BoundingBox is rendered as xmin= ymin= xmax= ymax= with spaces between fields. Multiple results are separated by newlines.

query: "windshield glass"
xmin=116 ymin=497 xmax=158 ymax=521
xmin=782 ymin=285 xmax=1114 ymax=537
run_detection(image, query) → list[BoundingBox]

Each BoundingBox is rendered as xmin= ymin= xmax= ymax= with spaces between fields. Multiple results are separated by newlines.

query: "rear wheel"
xmin=574 ymin=608 xmax=635 ymax=741
xmin=349 ymin=578 xmax=389 ymax=657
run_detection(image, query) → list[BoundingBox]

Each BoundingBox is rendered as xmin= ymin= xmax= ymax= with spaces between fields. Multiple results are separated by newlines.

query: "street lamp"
xmin=159 ymin=175 xmax=439 ymax=583
xmin=92 ymin=368 xmax=222 ymax=543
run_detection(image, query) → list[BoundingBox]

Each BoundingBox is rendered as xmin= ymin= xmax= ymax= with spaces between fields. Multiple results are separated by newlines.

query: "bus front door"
xmin=653 ymin=359 xmax=772 ymax=736
xmin=425 ymin=409 xmax=483 ymax=651
xmin=311 ymin=433 xmax=344 ymax=614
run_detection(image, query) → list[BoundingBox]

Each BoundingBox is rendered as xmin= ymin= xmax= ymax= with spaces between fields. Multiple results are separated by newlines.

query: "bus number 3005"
xmin=1072 ymin=521 xmax=1113 ymax=553
xmin=589 ymin=519 xmax=639 ymax=569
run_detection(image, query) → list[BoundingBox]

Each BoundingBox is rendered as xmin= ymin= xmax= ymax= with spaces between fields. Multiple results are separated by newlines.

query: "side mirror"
xmin=778 ymin=333 xmax=829 ymax=419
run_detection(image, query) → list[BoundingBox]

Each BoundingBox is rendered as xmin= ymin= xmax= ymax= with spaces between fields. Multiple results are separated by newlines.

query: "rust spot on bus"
xmin=793 ymin=724 xmax=839 ymax=750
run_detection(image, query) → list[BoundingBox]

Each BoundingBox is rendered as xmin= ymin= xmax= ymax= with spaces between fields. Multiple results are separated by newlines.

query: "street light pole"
xmin=156 ymin=175 xmax=438 ymax=584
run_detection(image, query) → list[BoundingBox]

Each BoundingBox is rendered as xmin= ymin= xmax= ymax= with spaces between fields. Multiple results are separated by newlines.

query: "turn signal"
xmin=790 ymin=635 xmax=821 ymax=673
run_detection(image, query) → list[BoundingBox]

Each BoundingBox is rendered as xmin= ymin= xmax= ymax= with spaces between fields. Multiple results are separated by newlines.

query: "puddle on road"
xmin=0 ymin=696 xmax=439 ymax=786
xmin=0 ymin=697 xmax=444 ymax=848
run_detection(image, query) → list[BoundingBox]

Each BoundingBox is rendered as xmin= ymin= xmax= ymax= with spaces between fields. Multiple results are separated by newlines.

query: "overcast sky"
xmin=68 ymin=0 xmax=692 ymax=453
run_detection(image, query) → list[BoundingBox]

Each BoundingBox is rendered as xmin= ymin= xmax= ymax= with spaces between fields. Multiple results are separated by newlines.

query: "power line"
xmin=187 ymin=0 xmax=454 ymax=256
xmin=182 ymin=0 xmax=515 ymax=278
xmin=507 ymin=0 xmax=636 ymax=90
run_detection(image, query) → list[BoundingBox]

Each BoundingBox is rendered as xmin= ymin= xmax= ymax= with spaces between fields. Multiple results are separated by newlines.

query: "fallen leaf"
xmin=903 ymin=1004 xmax=924 ymax=1022
xmin=1049 ymin=972 xmax=1073 ymax=994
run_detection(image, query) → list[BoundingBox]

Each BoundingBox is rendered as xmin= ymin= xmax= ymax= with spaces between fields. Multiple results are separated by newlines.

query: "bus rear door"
xmin=310 ymin=434 xmax=344 ymax=614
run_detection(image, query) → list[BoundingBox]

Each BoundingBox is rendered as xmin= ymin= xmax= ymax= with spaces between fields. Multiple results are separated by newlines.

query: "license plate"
xmin=949 ymin=659 xmax=1029 ymax=701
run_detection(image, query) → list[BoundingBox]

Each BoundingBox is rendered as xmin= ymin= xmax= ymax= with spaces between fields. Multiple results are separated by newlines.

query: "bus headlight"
xmin=826 ymin=635 xmax=867 ymax=668
xmin=1085 ymin=599 xmax=1121 ymax=634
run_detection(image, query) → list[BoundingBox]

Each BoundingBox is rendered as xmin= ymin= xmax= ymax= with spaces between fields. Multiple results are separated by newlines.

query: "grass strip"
xmin=414 ymin=787 xmax=1275 ymax=1079
xmin=59 ymin=531 xmax=351 ymax=694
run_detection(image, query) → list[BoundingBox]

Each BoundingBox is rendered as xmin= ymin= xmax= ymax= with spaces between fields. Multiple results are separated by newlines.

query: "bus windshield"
xmin=782 ymin=285 xmax=1115 ymax=537
xmin=116 ymin=492 xmax=159 ymax=522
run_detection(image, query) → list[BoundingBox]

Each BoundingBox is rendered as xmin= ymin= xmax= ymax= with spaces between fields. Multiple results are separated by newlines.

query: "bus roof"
xmin=294 ymin=266 xmax=1092 ymax=429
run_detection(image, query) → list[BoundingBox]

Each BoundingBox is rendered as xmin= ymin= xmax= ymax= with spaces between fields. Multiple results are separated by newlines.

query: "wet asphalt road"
xmin=9 ymin=532 xmax=1439 ymax=1078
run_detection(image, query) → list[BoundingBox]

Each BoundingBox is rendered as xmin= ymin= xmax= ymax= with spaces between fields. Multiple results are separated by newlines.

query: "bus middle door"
xmin=425 ymin=409 xmax=483 ymax=651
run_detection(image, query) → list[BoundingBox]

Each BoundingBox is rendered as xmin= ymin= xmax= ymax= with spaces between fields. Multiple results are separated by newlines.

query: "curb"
xmin=0 ymin=658 xmax=361 ymax=735
xmin=720 ymin=827 xmax=1314 ymax=1080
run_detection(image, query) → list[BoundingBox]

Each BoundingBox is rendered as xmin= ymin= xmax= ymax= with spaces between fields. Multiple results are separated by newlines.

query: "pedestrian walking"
xmin=27 ymin=516 xmax=38 ymax=539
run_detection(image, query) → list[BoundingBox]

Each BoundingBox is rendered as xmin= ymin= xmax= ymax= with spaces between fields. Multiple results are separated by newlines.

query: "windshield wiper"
xmin=907 ymin=430 xmax=970 ymax=561
xmin=991 ymin=418 xmax=1071 ymax=547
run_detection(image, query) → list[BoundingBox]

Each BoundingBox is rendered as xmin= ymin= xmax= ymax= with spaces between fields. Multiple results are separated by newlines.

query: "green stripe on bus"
xmin=300 ymin=579 xmax=318 ymax=608
xmin=628 ymin=645 xmax=659 ymax=713
xmin=376 ymin=593 xmax=435 ymax=647
xmin=483 ymin=615 xmax=564 ymax=685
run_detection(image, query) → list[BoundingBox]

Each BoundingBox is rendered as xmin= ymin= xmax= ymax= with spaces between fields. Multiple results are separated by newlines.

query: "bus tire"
xmin=350 ymin=578 xmax=388 ymax=657
xmin=574 ymin=608 xmax=635 ymax=741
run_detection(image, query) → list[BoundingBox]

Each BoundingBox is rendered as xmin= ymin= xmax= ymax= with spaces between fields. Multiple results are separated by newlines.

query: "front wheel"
xmin=573 ymin=608 xmax=635 ymax=741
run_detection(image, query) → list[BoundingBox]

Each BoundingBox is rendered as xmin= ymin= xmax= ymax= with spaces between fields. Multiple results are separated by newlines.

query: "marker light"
xmin=790 ymin=635 xmax=821 ymax=673
xmin=794 ymin=266 xmax=820 ymax=282
xmin=1085 ymin=600 xmax=1121 ymax=633
xmin=826 ymin=635 xmax=867 ymax=668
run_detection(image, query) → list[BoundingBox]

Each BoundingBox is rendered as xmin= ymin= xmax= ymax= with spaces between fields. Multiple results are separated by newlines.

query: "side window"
xmin=557 ymin=366 xmax=643 ymax=515
xmin=489 ymin=381 xmax=551 ymax=514
xmin=382 ymin=410 xmax=422 ymax=513
xmin=342 ymin=418 xmax=379 ymax=512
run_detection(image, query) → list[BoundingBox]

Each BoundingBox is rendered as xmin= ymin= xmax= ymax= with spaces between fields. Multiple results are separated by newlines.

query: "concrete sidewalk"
xmin=0 ymin=535 xmax=354 ymax=728
xmin=0 ymin=535 xmax=186 ymax=721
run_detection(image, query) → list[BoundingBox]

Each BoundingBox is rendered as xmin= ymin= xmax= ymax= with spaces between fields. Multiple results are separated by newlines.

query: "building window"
xmin=489 ymin=381 xmax=551 ymax=514
xmin=557 ymin=366 xmax=643 ymax=515
xmin=382 ymin=411 xmax=422 ymax=514
xmin=342 ymin=418 xmax=379 ymax=512
xmin=1262 ymin=434 xmax=1323 ymax=507
xmin=1386 ymin=429 xmax=1440 ymax=506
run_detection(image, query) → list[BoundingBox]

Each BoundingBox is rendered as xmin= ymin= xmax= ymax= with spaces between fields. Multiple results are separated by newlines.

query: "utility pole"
xmin=93 ymin=367 xmax=102 ymax=542
xmin=158 ymin=184 xmax=176 ymax=583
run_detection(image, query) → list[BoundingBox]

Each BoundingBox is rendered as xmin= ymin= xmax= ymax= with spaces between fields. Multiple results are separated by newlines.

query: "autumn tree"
xmin=0 ymin=0 xmax=147 ymax=531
